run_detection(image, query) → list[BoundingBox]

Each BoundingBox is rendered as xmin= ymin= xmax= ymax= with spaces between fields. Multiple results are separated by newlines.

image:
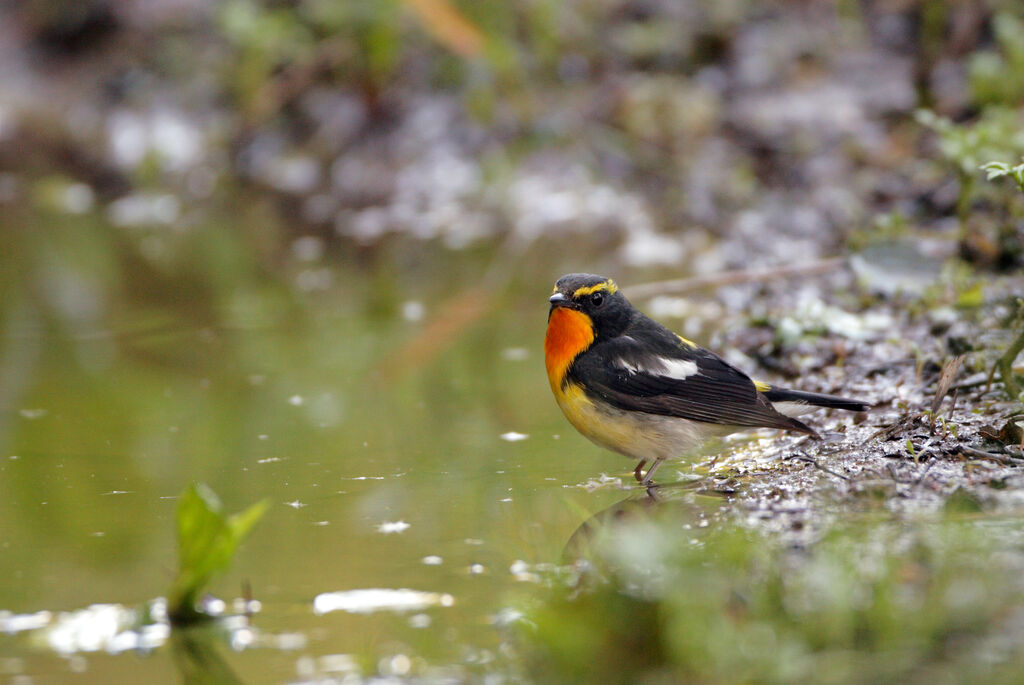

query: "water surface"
xmin=0 ymin=222 xmax=646 ymax=683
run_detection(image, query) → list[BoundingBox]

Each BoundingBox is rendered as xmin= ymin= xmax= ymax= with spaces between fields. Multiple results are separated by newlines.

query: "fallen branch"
xmin=623 ymin=257 xmax=848 ymax=299
xmin=865 ymin=414 xmax=923 ymax=443
xmin=959 ymin=444 xmax=1024 ymax=466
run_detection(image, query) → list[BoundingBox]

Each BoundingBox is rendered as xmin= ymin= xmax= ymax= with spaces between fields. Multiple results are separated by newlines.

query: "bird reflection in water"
xmin=562 ymin=478 xmax=730 ymax=581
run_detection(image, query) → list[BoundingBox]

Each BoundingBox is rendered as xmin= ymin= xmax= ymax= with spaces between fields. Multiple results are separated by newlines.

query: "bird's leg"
xmin=633 ymin=460 xmax=647 ymax=482
xmin=640 ymin=458 xmax=666 ymax=487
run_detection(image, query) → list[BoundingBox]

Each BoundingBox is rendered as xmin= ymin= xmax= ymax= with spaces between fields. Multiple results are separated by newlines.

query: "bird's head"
xmin=548 ymin=273 xmax=632 ymax=340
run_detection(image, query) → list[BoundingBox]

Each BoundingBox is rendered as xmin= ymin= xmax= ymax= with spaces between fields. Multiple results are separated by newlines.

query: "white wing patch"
xmin=617 ymin=357 xmax=700 ymax=380
xmin=659 ymin=358 xmax=699 ymax=380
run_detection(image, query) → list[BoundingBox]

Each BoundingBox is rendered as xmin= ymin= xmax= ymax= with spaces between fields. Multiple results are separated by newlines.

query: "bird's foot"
xmin=639 ymin=459 xmax=666 ymax=487
xmin=633 ymin=460 xmax=647 ymax=483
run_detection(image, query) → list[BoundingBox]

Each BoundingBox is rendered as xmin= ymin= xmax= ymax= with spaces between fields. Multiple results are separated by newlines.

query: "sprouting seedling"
xmin=981 ymin=159 xmax=1024 ymax=198
xmin=167 ymin=483 xmax=268 ymax=626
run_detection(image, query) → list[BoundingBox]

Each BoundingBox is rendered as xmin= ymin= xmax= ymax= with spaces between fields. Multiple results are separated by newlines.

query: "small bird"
xmin=544 ymin=273 xmax=869 ymax=485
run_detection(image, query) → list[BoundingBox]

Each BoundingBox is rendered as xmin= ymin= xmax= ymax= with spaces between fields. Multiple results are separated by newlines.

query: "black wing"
xmin=569 ymin=331 xmax=814 ymax=433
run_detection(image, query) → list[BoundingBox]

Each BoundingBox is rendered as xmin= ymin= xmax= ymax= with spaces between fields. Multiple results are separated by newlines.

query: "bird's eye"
xmin=590 ymin=292 xmax=604 ymax=307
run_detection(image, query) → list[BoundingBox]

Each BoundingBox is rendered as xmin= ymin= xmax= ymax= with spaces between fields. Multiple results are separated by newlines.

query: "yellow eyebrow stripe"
xmin=572 ymin=280 xmax=618 ymax=298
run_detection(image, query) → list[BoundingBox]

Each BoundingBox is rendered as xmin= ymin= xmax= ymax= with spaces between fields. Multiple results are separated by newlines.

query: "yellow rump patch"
xmin=572 ymin=280 xmax=618 ymax=298
xmin=753 ymin=380 xmax=771 ymax=392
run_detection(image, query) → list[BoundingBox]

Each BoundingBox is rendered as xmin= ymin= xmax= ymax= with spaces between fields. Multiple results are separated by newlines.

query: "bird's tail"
xmin=763 ymin=387 xmax=870 ymax=414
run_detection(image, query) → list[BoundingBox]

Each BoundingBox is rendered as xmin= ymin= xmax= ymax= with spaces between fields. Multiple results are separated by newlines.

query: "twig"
xmin=865 ymin=414 xmax=923 ymax=443
xmin=885 ymin=462 xmax=903 ymax=483
xmin=814 ymin=443 xmax=859 ymax=460
xmin=242 ymin=579 xmax=254 ymax=620
xmin=950 ymin=372 xmax=992 ymax=391
xmin=623 ymin=257 xmax=848 ymax=299
xmin=912 ymin=460 xmax=936 ymax=492
xmin=785 ymin=453 xmax=850 ymax=481
xmin=909 ymin=438 xmax=936 ymax=464
xmin=960 ymin=444 xmax=1024 ymax=465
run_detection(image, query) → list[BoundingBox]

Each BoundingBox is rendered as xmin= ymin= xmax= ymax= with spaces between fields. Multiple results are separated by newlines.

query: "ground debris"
xmin=679 ymin=273 xmax=1024 ymax=546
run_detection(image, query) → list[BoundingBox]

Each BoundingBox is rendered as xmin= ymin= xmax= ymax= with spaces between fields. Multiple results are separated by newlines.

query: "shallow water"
xmin=0 ymin=230 xmax=649 ymax=683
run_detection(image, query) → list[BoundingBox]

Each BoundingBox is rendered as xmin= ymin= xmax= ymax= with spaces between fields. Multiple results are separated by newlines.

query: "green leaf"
xmin=955 ymin=282 xmax=984 ymax=309
xmin=168 ymin=483 xmax=268 ymax=625
xmin=981 ymin=161 xmax=1011 ymax=180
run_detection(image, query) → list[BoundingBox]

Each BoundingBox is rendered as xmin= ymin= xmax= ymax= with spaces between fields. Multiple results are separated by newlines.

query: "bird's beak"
xmin=548 ymin=292 xmax=570 ymax=320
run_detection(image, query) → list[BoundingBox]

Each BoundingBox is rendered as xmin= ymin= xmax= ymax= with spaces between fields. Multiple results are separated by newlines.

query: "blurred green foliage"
xmin=916 ymin=108 xmax=1024 ymax=180
xmin=210 ymin=0 xmax=759 ymax=124
xmin=969 ymin=11 xmax=1024 ymax=108
xmin=168 ymin=483 xmax=267 ymax=625
xmin=983 ymin=158 xmax=1024 ymax=198
xmin=916 ymin=107 xmax=1024 ymax=270
xmin=995 ymin=297 xmax=1024 ymax=401
xmin=519 ymin=516 xmax=1024 ymax=685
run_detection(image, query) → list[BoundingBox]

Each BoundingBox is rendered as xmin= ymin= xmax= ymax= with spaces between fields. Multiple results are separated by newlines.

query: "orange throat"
xmin=544 ymin=307 xmax=595 ymax=393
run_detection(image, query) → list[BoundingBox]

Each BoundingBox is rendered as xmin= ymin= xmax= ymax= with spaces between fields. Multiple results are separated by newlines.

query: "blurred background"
xmin=1 ymin=0 xmax=1024 ymax=683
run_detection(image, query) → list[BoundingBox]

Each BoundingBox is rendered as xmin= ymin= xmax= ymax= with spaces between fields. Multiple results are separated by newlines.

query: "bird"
xmin=544 ymin=273 xmax=869 ymax=486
